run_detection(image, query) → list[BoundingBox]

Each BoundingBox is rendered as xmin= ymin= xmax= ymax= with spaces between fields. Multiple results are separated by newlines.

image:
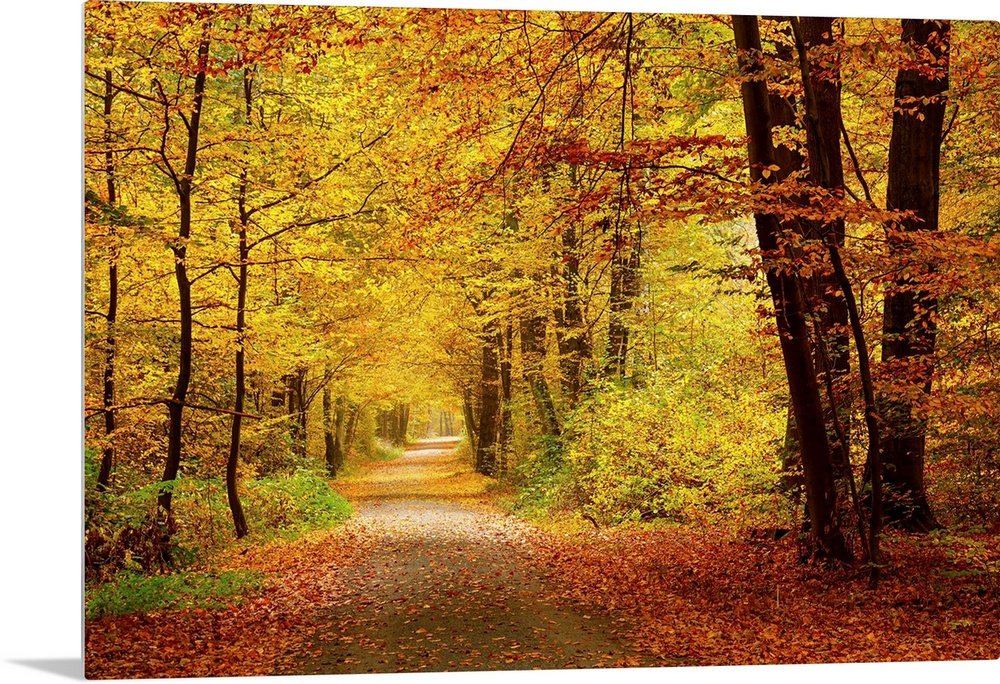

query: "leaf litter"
xmin=85 ymin=439 xmax=999 ymax=679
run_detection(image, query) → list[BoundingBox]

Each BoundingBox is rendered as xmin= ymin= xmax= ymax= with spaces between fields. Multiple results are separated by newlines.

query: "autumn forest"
xmin=83 ymin=2 xmax=999 ymax=678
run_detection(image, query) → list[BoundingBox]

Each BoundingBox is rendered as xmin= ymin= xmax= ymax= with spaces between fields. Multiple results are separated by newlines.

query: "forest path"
xmin=289 ymin=438 xmax=658 ymax=674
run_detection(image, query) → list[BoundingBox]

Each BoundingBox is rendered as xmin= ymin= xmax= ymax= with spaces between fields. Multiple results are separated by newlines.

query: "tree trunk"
xmin=395 ymin=403 xmax=409 ymax=446
xmin=520 ymin=314 xmax=561 ymax=438
xmin=475 ymin=319 xmax=501 ymax=476
xmin=224 ymin=62 xmax=256 ymax=540
xmin=733 ymin=15 xmax=851 ymax=563
xmin=97 ymin=68 xmax=118 ymax=492
xmin=158 ymin=38 xmax=210 ymax=526
xmin=323 ymin=384 xmax=337 ymax=476
xmin=462 ymin=389 xmax=478 ymax=456
xmin=797 ymin=17 xmax=852 ymax=476
xmin=767 ymin=22 xmax=851 ymax=477
xmin=499 ymin=322 xmax=513 ymax=472
xmin=877 ymin=19 xmax=949 ymax=533
xmin=554 ymin=169 xmax=590 ymax=405
xmin=791 ymin=15 xmax=883 ymax=579
xmin=604 ymin=222 xmax=640 ymax=380
xmin=334 ymin=395 xmax=347 ymax=471
xmin=344 ymin=401 xmax=360 ymax=457
xmin=286 ymin=371 xmax=306 ymax=456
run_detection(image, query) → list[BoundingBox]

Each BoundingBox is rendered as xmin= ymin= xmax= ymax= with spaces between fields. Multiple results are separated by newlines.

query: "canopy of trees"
xmin=84 ymin=2 xmax=1000 ymax=597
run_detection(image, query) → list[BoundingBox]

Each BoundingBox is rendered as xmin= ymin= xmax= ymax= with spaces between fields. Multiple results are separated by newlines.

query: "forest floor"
xmin=85 ymin=439 xmax=1000 ymax=679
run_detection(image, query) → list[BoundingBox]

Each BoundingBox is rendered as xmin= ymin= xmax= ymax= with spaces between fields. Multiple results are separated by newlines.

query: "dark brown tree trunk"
xmin=323 ymin=385 xmax=337 ymax=476
xmin=554 ymin=169 xmax=590 ymax=405
xmin=766 ymin=40 xmax=809 ymax=492
xmin=604 ymin=223 xmax=640 ymax=380
xmin=877 ymin=19 xmax=949 ymax=533
xmin=226 ymin=241 xmax=250 ymax=538
xmin=225 ymin=63 xmax=255 ymax=540
xmin=733 ymin=15 xmax=852 ymax=563
xmin=286 ymin=371 xmax=306 ymax=456
xmin=499 ymin=322 xmax=514 ymax=472
xmin=158 ymin=38 xmax=210 ymax=524
xmin=791 ymin=16 xmax=883 ymax=580
xmin=797 ymin=17 xmax=852 ymax=476
xmin=766 ymin=21 xmax=851 ymax=478
xmin=476 ymin=320 xmax=501 ymax=476
xmin=296 ymin=369 xmax=308 ymax=455
xmin=520 ymin=314 xmax=561 ymax=438
xmin=98 ymin=68 xmax=118 ymax=492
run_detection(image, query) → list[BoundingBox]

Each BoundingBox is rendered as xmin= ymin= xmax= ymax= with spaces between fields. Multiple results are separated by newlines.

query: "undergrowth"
xmin=506 ymin=372 xmax=792 ymax=531
xmin=86 ymin=569 xmax=264 ymax=619
xmin=86 ymin=464 xmax=353 ymax=597
xmin=373 ymin=441 xmax=405 ymax=462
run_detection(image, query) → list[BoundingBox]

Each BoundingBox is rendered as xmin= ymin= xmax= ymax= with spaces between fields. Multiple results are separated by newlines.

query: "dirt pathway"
xmin=291 ymin=439 xmax=658 ymax=674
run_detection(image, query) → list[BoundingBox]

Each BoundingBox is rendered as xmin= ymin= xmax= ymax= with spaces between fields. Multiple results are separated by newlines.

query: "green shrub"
xmin=512 ymin=371 xmax=789 ymax=529
xmin=373 ymin=440 xmax=405 ymax=462
xmin=86 ymin=468 xmax=354 ymax=582
xmin=86 ymin=569 xmax=263 ymax=619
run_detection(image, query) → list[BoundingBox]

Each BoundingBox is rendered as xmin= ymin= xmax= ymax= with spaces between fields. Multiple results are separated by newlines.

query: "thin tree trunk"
xmin=334 ymin=395 xmax=347 ymax=471
xmin=877 ymin=19 xmax=949 ymax=533
xmin=344 ymin=401 xmax=360 ymax=457
xmin=225 ymin=59 xmax=255 ymax=539
xmin=733 ymin=15 xmax=851 ymax=563
xmin=97 ymin=67 xmax=118 ymax=492
xmin=323 ymin=384 xmax=337 ymax=476
xmin=605 ymin=222 xmax=639 ymax=379
xmin=499 ymin=322 xmax=513 ymax=472
xmin=462 ymin=389 xmax=478 ymax=456
xmin=158 ymin=37 xmax=211 ymax=525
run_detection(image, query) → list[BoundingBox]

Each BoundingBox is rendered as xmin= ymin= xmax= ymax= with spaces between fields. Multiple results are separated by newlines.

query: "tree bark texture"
xmin=554 ymin=174 xmax=590 ymax=405
xmin=604 ymin=222 xmax=640 ymax=379
xmin=797 ymin=17 xmax=852 ymax=476
xmin=499 ymin=322 xmax=514 ymax=473
xmin=158 ymin=37 xmax=211 ymax=523
xmin=792 ymin=15 xmax=884 ymax=579
xmin=475 ymin=319 xmax=501 ymax=476
xmin=225 ymin=61 xmax=255 ymax=540
xmin=98 ymin=68 xmax=118 ymax=492
xmin=520 ymin=314 xmax=561 ymax=438
xmin=323 ymin=385 xmax=337 ymax=476
xmin=733 ymin=15 xmax=852 ymax=563
xmin=877 ymin=18 xmax=949 ymax=533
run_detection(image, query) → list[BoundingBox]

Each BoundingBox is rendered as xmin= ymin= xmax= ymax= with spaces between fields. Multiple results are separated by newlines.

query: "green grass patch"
xmin=86 ymin=569 xmax=264 ymax=619
xmin=373 ymin=441 xmax=405 ymax=462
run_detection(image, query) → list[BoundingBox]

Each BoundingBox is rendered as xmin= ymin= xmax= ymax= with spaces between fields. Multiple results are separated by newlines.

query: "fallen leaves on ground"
xmin=85 ymin=439 xmax=999 ymax=679
xmin=530 ymin=524 xmax=1000 ymax=666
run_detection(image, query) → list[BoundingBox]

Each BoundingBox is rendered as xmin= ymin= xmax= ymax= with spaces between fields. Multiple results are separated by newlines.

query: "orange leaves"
xmin=533 ymin=524 xmax=999 ymax=666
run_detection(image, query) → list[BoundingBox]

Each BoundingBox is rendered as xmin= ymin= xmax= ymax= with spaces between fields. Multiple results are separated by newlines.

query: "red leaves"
xmin=86 ymin=444 xmax=998 ymax=678
xmin=533 ymin=526 xmax=999 ymax=666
